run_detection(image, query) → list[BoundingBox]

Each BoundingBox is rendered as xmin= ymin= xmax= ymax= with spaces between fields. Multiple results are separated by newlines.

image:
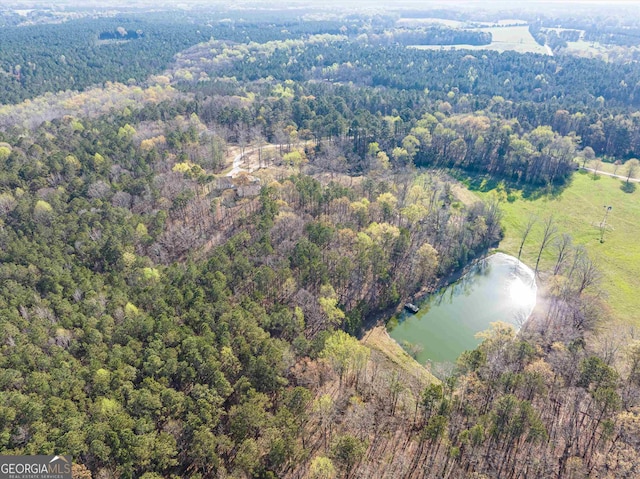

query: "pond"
xmin=389 ymin=253 xmax=537 ymax=366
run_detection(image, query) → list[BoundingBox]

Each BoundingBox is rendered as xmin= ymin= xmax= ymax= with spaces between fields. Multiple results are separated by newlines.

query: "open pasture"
xmin=475 ymin=172 xmax=640 ymax=326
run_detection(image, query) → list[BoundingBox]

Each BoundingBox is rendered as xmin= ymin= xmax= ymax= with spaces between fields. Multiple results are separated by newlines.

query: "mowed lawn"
xmin=476 ymin=171 xmax=640 ymax=326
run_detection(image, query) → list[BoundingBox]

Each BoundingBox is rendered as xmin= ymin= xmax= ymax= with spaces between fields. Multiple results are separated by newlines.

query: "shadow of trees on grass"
xmin=453 ymin=170 xmax=572 ymax=202
xmin=621 ymin=181 xmax=636 ymax=193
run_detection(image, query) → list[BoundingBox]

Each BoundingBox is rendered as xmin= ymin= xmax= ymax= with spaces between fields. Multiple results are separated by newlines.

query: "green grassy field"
xmin=484 ymin=26 xmax=546 ymax=52
xmin=475 ymin=171 xmax=640 ymax=326
xmin=564 ymin=40 xmax=610 ymax=58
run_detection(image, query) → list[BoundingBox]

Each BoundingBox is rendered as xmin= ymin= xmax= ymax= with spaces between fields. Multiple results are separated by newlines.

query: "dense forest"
xmin=0 ymin=17 xmax=209 ymax=104
xmin=168 ymin=36 xmax=640 ymax=161
xmin=0 ymin=102 xmax=503 ymax=477
xmin=0 ymin=13 xmax=368 ymax=104
xmin=1 ymin=6 xmax=640 ymax=479
xmin=367 ymin=27 xmax=492 ymax=46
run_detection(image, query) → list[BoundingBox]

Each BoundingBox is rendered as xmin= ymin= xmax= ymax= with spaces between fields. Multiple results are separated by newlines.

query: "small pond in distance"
xmin=389 ymin=253 xmax=537 ymax=366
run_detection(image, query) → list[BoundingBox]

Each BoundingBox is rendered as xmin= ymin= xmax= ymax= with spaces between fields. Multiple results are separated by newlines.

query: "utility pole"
xmin=600 ymin=205 xmax=612 ymax=243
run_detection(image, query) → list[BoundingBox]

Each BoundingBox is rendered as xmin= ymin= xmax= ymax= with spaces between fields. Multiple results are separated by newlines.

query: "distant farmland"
xmin=410 ymin=24 xmax=549 ymax=55
xmin=396 ymin=17 xmax=467 ymax=28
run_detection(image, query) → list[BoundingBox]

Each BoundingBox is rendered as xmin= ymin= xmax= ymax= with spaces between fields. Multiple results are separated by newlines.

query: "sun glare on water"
xmin=509 ymin=276 xmax=536 ymax=307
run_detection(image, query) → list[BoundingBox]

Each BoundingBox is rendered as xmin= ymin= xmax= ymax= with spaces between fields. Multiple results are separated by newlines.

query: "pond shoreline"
xmin=360 ymin=246 xmax=497 ymax=336
xmin=413 ymin=248 xmax=498 ymax=304
xmin=385 ymin=251 xmax=538 ymax=364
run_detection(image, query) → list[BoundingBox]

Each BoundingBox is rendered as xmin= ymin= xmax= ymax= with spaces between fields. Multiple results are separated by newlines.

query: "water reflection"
xmin=389 ymin=253 xmax=537 ymax=365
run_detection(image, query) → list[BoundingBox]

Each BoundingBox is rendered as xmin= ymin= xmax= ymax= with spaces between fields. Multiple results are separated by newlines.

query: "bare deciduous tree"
xmin=592 ymin=158 xmax=602 ymax=179
xmin=553 ymin=233 xmax=573 ymax=275
xmin=625 ymin=158 xmax=640 ymax=183
xmin=575 ymin=253 xmax=601 ymax=295
xmin=518 ymin=215 xmax=537 ymax=264
xmin=535 ymin=216 xmax=557 ymax=275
